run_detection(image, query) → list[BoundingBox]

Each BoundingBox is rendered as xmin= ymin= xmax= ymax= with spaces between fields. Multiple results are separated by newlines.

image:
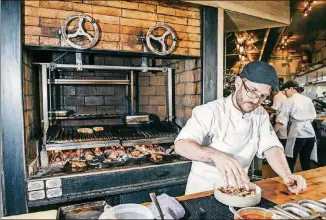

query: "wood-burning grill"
xmin=36 ymin=54 xmax=179 ymax=156
xmin=27 ymin=56 xmax=191 ymax=209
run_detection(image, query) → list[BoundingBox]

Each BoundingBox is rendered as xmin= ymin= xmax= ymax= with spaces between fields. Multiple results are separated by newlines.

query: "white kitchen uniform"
xmin=272 ymin=92 xmax=287 ymax=110
xmin=272 ymin=92 xmax=288 ymax=139
xmin=175 ymin=95 xmax=283 ymax=195
xmin=276 ymin=93 xmax=317 ymax=162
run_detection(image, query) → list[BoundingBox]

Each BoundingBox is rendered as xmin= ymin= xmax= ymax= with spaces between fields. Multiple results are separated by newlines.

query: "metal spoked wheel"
xmin=146 ymin=24 xmax=177 ymax=56
xmin=60 ymin=14 xmax=100 ymax=50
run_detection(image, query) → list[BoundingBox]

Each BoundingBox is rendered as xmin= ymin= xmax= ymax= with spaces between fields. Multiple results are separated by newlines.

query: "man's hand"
xmin=209 ymin=150 xmax=250 ymax=188
xmin=283 ymin=174 xmax=307 ymax=194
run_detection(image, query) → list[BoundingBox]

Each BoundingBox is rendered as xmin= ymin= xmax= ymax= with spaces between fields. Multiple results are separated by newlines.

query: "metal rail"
xmin=49 ymin=114 xmax=121 ymax=120
xmin=41 ymin=64 xmax=49 ymax=147
xmin=33 ymin=63 xmax=168 ymax=72
xmin=46 ymin=140 xmax=120 ymax=151
xmin=167 ymin=68 xmax=174 ymax=121
xmin=47 ymin=79 xmax=130 ymax=85
xmin=121 ymin=136 xmax=177 ymax=147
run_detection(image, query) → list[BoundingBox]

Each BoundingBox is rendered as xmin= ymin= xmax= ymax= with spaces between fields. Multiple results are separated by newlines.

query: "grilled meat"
xmin=77 ymin=128 xmax=93 ymax=134
xmin=134 ymin=144 xmax=165 ymax=155
xmin=149 ymin=153 xmax=163 ymax=162
xmin=218 ymin=187 xmax=256 ymax=197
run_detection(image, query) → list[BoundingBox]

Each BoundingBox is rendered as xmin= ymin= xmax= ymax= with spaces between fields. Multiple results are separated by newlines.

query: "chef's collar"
xmin=227 ymin=95 xmax=252 ymax=119
xmin=291 ymin=92 xmax=300 ymax=98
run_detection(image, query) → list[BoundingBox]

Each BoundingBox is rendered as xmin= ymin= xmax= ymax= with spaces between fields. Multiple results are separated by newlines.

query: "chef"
xmin=175 ymin=61 xmax=307 ymax=195
xmin=271 ymin=90 xmax=288 ymax=147
xmin=274 ymin=80 xmax=317 ymax=172
xmin=271 ymin=90 xmax=288 ymax=110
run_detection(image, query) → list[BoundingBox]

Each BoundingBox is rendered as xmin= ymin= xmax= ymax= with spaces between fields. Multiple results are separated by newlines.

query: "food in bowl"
xmin=235 ymin=207 xmax=274 ymax=220
xmin=218 ymin=186 xmax=257 ymax=197
xmin=214 ymin=183 xmax=261 ymax=207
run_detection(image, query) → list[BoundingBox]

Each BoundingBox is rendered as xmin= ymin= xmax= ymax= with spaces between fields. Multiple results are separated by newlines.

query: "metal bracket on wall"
xmin=76 ymin=53 xmax=83 ymax=71
xmin=141 ymin=57 xmax=149 ymax=73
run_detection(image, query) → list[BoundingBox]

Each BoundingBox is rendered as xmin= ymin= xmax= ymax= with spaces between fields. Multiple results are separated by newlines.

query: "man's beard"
xmin=235 ymin=89 xmax=259 ymax=113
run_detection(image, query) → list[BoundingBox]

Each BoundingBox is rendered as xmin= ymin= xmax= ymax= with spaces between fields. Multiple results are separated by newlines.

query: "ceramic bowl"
xmin=98 ymin=204 xmax=154 ymax=220
xmin=234 ymin=207 xmax=277 ymax=219
xmin=214 ymin=182 xmax=262 ymax=208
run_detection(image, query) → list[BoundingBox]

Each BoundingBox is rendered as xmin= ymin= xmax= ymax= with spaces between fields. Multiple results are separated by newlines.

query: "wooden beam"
xmin=261 ymin=27 xmax=286 ymax=62
xmin=1 ymin=0 xmax=28 ymax=215
xmin=259 ymin=28 xmax=271 ymax=61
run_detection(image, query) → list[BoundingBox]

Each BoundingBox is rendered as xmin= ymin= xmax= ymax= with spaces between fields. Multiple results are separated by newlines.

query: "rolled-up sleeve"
xmin=174 ymin=105 xmax=214 ymax=145
xmin=257 ymin=112 xmax=284 ymax=159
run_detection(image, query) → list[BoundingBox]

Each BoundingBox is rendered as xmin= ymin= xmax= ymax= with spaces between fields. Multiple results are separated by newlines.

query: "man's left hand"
xmin=283 ymin=174 xmax=307 ymax=195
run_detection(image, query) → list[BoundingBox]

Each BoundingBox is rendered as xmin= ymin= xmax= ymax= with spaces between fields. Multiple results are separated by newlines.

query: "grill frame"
xmin=36 ymin=62 xmax=176 ymax=164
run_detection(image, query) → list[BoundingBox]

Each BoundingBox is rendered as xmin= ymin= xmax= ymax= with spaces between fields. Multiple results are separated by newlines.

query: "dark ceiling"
xmin=283 ymin=0 xmax=326 ymax=53
xmin=225 ymin=0 xmax=326 ymax=73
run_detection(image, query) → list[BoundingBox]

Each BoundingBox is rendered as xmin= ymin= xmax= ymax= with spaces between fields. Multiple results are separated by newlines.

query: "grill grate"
xmin=46 ymin=121 xmax=179 ymax=144
xmin=46 ymin=126 xmax=118 ymax=143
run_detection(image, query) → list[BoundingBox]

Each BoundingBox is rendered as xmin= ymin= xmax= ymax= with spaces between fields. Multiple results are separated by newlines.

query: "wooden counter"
xmin=316 ymin=116 xmax=326 ymax=121
xmin=3 ymin=167 xmax=326 ymax=219
xmin=173 ymin=166 xmax=326 ymax=204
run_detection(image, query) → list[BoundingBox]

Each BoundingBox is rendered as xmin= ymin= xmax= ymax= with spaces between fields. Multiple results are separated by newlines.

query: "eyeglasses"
xmin=241 ymin=78 xmax=268 ymax=101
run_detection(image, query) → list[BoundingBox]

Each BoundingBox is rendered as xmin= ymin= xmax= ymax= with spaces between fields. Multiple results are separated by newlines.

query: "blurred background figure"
xmin=271 ymin=90 xmax=288 ymax=147
xmin=274 ymin=80 xmax=317 ymax=172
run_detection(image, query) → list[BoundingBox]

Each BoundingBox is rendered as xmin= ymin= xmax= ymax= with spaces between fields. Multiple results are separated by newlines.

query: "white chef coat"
xmin=275 ymin=93 xmax=317 ymax=161
xmin=272 ymin=92 xmax=287 ymax=110
xmin=272 ymin=92 xmax=288 ymax=139
xmin=175 ymin=95 xmax=283 ymax=195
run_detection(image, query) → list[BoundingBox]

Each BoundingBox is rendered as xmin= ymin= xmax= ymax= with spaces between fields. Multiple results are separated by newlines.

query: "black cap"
xmin=280 ymin=80 xmax=300 ymax=91
xmin=240 ymin=61 xmax=279 ymax=91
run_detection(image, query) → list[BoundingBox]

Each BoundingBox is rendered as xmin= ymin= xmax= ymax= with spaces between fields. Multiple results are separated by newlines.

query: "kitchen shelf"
xmin=48 ymin=79 xmax=130 ymax=85
xmin=306 ymin=79 xmax=326 ymax=85
xmin=296 ymin=64 xmax=326 ymax=77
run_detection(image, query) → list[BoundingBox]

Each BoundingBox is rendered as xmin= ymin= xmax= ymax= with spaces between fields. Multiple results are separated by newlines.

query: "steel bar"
xmin=48 ymin=79 xmax=130 ymax=85
xmin=42 ymin=64 xmax=49 ymax=146
xmin=33 ymin=63 xmax=167 ymax=72
xmin=130 ymin=71 xmax=135 ymax=114
xmin=167 ymin=68 xmax=174 ymax=121
xmin=121 ymin=137 xmax=177 ymax=146
xmin=46 ymin=140 xmax=120 ymax=151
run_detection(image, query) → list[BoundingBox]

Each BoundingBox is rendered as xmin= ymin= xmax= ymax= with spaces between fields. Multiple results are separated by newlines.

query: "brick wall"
xmin=53 ymin=53 xmax=130 ymax=116
xmin=23 ymin=50 xmax=41 ymax=161
xmin=23 ymin=0 xmax=200 ymax=56
xmin=138 ymin=71 xmax=167 ymax=120
xmin=138 ymin=58 xmax=201 ymax=123
xmin=174 ymin=58 xmax=201 ymax=126
xmin=50 ymin=54 xmax=201 ymax=122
